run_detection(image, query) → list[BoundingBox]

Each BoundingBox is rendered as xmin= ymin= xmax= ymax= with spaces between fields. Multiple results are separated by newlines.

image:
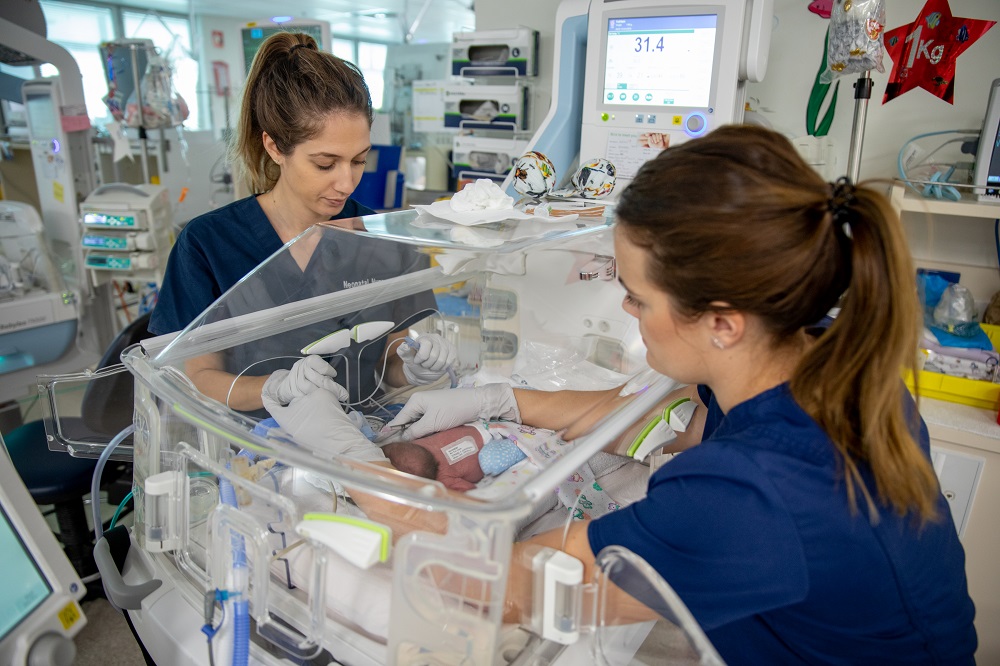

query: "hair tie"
xmin=828 ymin=177 xmax=856 ymax=216
xmin=289 ymin=43 xmax=309 ymax=56
xmin=827 ymin=176 xmax=856 ymax=238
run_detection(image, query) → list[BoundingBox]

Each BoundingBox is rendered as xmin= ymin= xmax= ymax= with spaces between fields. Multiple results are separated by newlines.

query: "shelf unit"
xmin=890 ymin=180 xmax=1000 ymax=306
xmin=890 ymin=181 xmax=1000 ymax=219
xmin=889 ymin=180 xmax=1000 ymax=663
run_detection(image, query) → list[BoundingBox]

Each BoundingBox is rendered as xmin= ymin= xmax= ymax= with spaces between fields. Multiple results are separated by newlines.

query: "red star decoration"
xmin=882 ymin=0 xmax=995 ymax=104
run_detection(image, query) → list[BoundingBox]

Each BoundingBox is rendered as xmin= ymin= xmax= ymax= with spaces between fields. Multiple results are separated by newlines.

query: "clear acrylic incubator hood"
xmin=43 ymin=207 xmax=723 ymax=665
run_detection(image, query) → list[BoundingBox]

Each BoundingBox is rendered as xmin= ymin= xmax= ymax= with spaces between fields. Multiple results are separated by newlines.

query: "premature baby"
xmin=382 ymin=423 xmax=526 ymax=491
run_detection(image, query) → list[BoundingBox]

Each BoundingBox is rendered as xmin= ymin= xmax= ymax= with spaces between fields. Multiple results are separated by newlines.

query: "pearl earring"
xmin=711 ymin=337 xmax=725 ymax=350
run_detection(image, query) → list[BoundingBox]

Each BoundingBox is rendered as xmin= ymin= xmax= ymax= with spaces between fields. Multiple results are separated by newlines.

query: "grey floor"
xmin=38 ymin=496 xmax=149 ymax=664
xmin=75 ymin=598 xmax=147 ymax=665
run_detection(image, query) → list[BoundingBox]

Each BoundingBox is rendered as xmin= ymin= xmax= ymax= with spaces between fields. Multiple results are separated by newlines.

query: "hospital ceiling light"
xmin=271 ymin=16 xmax=294 ymax=24
xmin=354 ymin=9 xmax=398 ymax=20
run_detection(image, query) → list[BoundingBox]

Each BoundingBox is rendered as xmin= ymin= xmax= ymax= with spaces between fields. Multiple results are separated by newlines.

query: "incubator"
xmin=70 ymin=208 xmax=720 ymax=665
xmin=0 ymin=202 xmax=77 ymax=376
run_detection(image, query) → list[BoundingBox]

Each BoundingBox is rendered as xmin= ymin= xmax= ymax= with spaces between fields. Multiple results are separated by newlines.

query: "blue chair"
xmin=353 ymin=144 xmax=405 ymax=210
xmin=3 ymin=312 xmax=152 ymax=578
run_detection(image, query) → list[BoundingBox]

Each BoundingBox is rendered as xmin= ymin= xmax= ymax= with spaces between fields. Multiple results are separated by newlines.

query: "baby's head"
xmin=382 ymin=441 xmax=439 ymax=480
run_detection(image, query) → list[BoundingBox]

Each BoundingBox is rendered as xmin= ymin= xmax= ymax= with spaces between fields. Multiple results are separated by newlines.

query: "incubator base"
xmin=122 ymin=530 xmax=664 ymax=666
xmin=124 ymin=539 xmax=388 ymax=666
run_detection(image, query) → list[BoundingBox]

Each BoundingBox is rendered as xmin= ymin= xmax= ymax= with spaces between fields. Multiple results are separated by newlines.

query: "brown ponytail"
xmin=792 ymin=179 xmax=938 ymax=520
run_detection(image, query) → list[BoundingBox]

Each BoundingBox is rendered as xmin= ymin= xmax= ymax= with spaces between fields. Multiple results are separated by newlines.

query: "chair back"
xmin=80 ymin=312 xmax=154 ymax=436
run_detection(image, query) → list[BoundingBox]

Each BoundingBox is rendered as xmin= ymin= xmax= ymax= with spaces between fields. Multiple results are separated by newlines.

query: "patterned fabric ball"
xmin=572 ymin=158 xmax=617 ymax=199
xmin=511 ymin=151 xmax=556 ymax=197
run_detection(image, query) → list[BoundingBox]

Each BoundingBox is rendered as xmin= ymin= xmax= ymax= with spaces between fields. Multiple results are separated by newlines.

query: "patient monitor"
xmin=521 ymin=0 xmax=772 ymax=196
xmin=240 ymin=17 xmax=331 ymax=74
xmin=0 ymin=439 xmax=87 ymax=666
xmin=580 ymin=0 xmax=772 ymax=187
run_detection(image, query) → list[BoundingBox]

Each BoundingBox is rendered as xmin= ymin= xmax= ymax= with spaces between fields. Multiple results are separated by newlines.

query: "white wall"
xmin=476 ymin=0 xmax=1000 ymax=179
xmin=749 ymin=0 xmax=1000 ymax=179
xmin=196 ymin=15 xmax=247 ymax=142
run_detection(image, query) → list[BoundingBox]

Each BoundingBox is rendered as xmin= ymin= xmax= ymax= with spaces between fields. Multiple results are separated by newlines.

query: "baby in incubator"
xmin=381 ymin=423 xmax=526 ymax=491
xmin=259 ymin=386 xmax=530 ymax=489
xmin=261 ymin=385 xmax=652 ymax=520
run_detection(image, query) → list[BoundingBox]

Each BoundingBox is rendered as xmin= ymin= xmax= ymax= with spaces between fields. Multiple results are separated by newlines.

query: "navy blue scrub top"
xmin=589 ymin=383 xmax=976 ymax=665
xmin=150 ymin=195 xmax=436 ymax=406
xmin=150 ymin=195 xmax=375 ymax=336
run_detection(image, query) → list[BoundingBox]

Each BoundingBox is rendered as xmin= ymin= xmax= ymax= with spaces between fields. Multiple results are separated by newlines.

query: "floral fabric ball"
xmin=572 ymin=158 xmax=617 ymax=199
xmin=512 ymin=151 xmax=556 ymax=197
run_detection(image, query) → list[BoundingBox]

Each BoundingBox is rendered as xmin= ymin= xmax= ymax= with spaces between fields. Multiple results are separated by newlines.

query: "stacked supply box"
xmin=451 ymin=27 xmax=539 ymax=78
xmin=442 ymin=83 xmax=529 ymax=132
xmin=452 ymin=135 xmax=530 ymax=189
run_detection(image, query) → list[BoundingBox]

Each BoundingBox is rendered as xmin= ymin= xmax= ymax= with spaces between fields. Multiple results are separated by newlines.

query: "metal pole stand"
xmin=128 ymin=43 xmax=151 ymax=184
xmin=845 ymin=71 xmax=874 ymax=183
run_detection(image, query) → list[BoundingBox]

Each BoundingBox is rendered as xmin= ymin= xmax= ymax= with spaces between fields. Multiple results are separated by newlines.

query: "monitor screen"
xmin=25 ymin=93 xmax=57 ymax=139
xmin=974 ymin=80 xmax=1000 ymax=198
xmin=986 ymin=134 xmax=1000 ymax=188
xmin=242 ymin=24 xmax=327 ymax=74
xmin=0 ymin=506 xmax=52 ymax=642
xmin=602 ymin=14 xmax=718 ymax=108
xmin=982 ymin=123 xmax=1000 ymax=188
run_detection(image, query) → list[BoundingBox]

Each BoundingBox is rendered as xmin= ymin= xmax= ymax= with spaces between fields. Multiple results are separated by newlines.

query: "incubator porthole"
xmin=188 ymin=477 xmax=219 ymax=523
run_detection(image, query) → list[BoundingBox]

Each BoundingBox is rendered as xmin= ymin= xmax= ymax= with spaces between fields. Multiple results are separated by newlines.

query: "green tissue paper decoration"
xmin=807 ymin=26 xmax=839 ymax=137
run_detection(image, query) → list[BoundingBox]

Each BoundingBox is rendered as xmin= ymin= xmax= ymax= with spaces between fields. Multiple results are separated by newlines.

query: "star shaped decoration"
xmin=882 ymin=0 xmax=995 ymax=104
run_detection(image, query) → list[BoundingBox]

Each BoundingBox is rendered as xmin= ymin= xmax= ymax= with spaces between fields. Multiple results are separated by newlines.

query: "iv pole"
xmin=127 ymin=42 xmax=152 ymax=184
xmin=845 ymin=70 xmax=874 ymax=182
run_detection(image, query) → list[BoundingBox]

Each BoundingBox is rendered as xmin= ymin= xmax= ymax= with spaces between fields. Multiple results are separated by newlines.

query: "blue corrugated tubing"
xmin=218 ymin=472 xmax=249 ymax=666
xmin=232 ymin=599 xmax=250 ymax=666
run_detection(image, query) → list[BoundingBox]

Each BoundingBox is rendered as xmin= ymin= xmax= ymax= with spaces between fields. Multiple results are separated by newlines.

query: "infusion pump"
xmin=79 ymin=183 xmax=172 ymax=284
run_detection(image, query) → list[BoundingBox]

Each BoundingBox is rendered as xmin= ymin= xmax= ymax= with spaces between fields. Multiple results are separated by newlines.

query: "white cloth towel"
xmin=450 ymin=178 xmax=514 ymax=212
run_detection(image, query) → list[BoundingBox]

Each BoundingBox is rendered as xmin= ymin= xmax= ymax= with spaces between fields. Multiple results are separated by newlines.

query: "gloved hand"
xmin=262 ymin=388 xmax=386 ymax=463
xmin=396 ymin=334 xmax=458 ymax=386
xmin=261 ymin=355 xmax=349 ymax=406
xmin=382 ymin=384 xmax=520 ymax=441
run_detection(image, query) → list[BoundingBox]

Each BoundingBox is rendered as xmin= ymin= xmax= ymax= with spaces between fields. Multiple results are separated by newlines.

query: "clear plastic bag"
xmin=820 ymin=0 xmax=886 ymax=84
xmin=123 ymin=52 xmax=189 ymax=129
xmin=933 ymin=283 xmax=979 ymax=337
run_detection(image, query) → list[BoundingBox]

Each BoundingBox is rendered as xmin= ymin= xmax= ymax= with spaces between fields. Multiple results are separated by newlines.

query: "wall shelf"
xmin=890 ymin=181 xmax=1000 ymax=220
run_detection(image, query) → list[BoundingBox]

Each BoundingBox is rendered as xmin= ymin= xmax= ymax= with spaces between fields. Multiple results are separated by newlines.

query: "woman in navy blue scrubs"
xmin=150 ymin=32 xmax=451 ymax=414
xmin=391 ymin=125 xmax=977 ymax=664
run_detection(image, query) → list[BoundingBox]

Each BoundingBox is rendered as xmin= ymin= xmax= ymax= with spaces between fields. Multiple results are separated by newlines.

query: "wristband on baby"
xmin=626 ymin=397 xmax=697 ymax=462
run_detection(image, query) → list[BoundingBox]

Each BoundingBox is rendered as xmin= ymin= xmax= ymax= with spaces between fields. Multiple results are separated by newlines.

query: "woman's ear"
xmin=704 ymin=303 xmax=745 ymax=349
xmin=262 ymin=131 xmax=282 ymax=165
